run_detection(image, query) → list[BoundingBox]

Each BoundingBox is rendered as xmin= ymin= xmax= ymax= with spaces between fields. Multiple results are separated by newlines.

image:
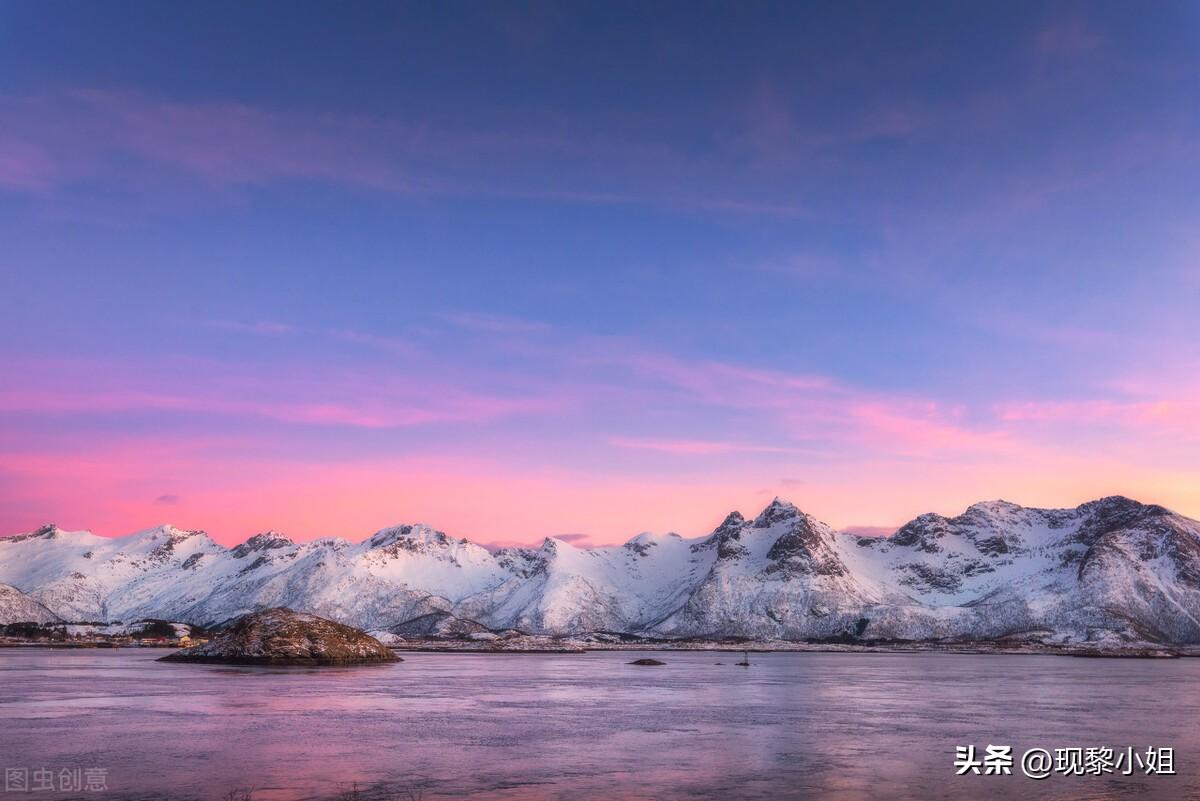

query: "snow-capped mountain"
xmin=2 ymin=496 xmax=1198 ymax=646
xmin=0 ymin=582 xmax=62 ymax=625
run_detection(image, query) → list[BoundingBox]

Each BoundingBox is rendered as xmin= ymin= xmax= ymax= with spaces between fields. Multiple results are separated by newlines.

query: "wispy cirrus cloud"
xmin=440 ymin=311 xmax=554 ymax=335
xmin=0 ymin=90 xmax=813 ymax=216
xmin=6 ymin=305 xmax=1200 ymax=542
xmin=0 ymin=136 xmax=62 ymax=191
xmin=0 ymin=341 xmax=566 ymax=435
xmin=205 ymin=319 xmax=298 ymax=336
xmin=996 ymin=397 xmax=1200 ymax=436
xmin=202 ymin=318 xmax=422 ymax=356
xmin=6 ymin=329 xmax=1200 ymax=541
xmin=608 ymin=437 xmax=799 ymax=456
xmin=0 ymin=91 xmax=419 ymax=194
xmin=0 ymin=388 xmax=553 ymax=429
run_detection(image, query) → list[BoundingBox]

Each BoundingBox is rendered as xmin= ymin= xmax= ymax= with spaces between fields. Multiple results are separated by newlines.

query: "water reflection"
xmin=0 ymin=649 xmax=1196 ymax=800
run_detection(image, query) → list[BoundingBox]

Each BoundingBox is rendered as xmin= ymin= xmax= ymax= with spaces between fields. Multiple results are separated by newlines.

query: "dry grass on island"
xmin=159 ymin=607 xmax=400 ymax=666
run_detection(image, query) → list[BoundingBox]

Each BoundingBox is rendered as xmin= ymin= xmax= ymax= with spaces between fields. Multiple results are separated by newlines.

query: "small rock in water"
xmin=629 ymin=658 xmax=666 ymax=666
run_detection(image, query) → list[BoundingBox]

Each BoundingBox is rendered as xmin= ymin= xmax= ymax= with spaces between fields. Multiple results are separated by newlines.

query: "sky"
xmin=1 ymin=1 xmax=1199 ymax=546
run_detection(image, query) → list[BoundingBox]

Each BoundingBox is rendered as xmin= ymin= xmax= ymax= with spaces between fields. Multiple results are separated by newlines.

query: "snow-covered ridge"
xmin=0 ymin=582 xmax=61 ymax=625
xmin=2 ymin=496 xmax=1199 ymax=646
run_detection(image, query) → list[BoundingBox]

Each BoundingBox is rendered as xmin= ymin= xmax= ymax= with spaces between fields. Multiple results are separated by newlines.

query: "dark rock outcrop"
xmin=388 ymin=611 xmax=489 ymax=638
xmin=230 ymin=531 xmax=294 ymax=559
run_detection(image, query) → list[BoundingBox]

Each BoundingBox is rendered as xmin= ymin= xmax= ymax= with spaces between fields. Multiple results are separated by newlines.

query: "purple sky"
xmin=2 ymin=2 xmax=1199 ymax=545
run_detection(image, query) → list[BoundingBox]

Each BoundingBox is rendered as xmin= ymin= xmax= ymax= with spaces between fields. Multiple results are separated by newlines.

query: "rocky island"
xmin=159 ymin=607 xmax=400 ymax=665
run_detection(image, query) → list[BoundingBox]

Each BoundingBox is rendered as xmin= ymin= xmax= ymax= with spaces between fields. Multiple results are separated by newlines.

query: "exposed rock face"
xmin=652 ymin=501 xmax=876 ymax=640
xmin=230 ymin=531 xmax=294 ymax=559
xmin=159 ymin=607 xmax=399 ymax=665
xmin=388 ymin=611 xmax=489 ymax=637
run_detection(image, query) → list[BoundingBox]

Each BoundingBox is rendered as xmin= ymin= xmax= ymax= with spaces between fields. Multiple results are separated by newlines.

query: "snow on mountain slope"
xmin=649 ymin=501 xmax=891 ymax=639
xmin=2 ymin=496 xmax=1199 ymax=645
xmin=0 ymin=582 xmax=61 ymax=624
xmin=0 ymin=524 xmax=223 ymax=621
xmin=456 ymin=531 xmax=716 ymax=633
xmin=838 ymin=496 xmax=1200 ymax=642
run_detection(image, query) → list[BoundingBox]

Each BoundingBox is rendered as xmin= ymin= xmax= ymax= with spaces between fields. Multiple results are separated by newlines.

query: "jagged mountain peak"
xmin=626 ymin=531 xmax=681 ymax=545
xmin=123 ymin=524 xmax=205 ymax=543
xmin=165 ymin=525 xmax=207 ymax=543
xmin=305 ymin=536 xmax=351 ymax=552
xmin=367 ymin=524 xmax=416 ymax=546
xmin=366 ymin=523 xmax=451 ymax=549
xmin=5 ymin=524 xmax=62 ymax=542
xmin=539 ymin=535 xmax=583 ymax=552
xmin=714 ymin=511 xmax=745 ymax=533
xmin=248 ymin=530 xmax=293 ymax=545
xmin=753 ymin=497 xmax=800 ymax=528
xmin=5 ymin=524 xmax=97 ymax=543
xmin=231 ymin=531 xmax=295 ymax=558
xmin=623 ymin=531 xmax=682 ymax=557
xmin=962 ymin=499 xmax=1024 ymax=516
xmin=763 ymin=512 xmax=847 ymax=578
xmin=889 ymin=514 xmax=951 ymax=552
xmin=1081 ymin=494 xmax=1145 ymax=509
xmin=704 ymin=501 xmax=821 ymax=561
xmin=1068 ymin=497 xmax=1189 ymax=552
xmin=1076 ymin=495 xmax=1167 ymax=520
xmin=955 ymin=495 xmax=1166 ymax=524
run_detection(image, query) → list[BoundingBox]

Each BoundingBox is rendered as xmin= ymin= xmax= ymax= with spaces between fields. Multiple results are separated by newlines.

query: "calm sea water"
xmin=1 ymin=648 xmax=1197 ymax=801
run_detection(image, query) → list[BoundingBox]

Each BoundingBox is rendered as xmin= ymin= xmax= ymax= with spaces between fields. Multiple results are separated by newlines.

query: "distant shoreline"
xmin=385 ymin=638 xmax=1196 ymax=659
xmin=3 ymin=639 xmax=1195 ymax=658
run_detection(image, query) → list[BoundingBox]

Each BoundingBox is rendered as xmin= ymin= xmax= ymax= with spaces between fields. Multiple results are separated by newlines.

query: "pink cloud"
xmin=601 ymin=348 xmax=834 ymax=408
xmin=201 ymin=318 xmax=424 ymax=357
xmin=0 ymin=88 xmax=942 ymax=222
xmin=996 ymin=397 xmax=1200 ymax=433
xmin=736 ymin=79 xmax=927 ymax=171
xmin=590 ymin=344 xmax=1028 ymax=462
xmin=848 ymin=402 xmax=1019 ymax=457
xmin=6 ymin=326 xmax=1200 ymax=543
xmin=0 ymin=443 xmax=772 ymax=545
xmin=204 ymin=319 xmax=298 ymax=336
xmin=0 ymin=137 xmax=61 ymax=191
xmin=440 ymin=311 xmax=554 ymax=335
xmin=5 ymin=436 xmax=1199 ymax=549
xmin=0 ymin=90 xmax=800 ymax=217
xmin=0 ymin=91 xmax=500 ymax=195
xmin=608 ymin=437 xmax=797 ymax=456
xmin=0 ymin=380 xmax=561 ymax=429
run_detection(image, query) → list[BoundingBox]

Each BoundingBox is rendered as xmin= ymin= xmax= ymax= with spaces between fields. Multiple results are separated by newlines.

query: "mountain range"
xmin=2 ymin=495 xmax=1199 ymax=647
